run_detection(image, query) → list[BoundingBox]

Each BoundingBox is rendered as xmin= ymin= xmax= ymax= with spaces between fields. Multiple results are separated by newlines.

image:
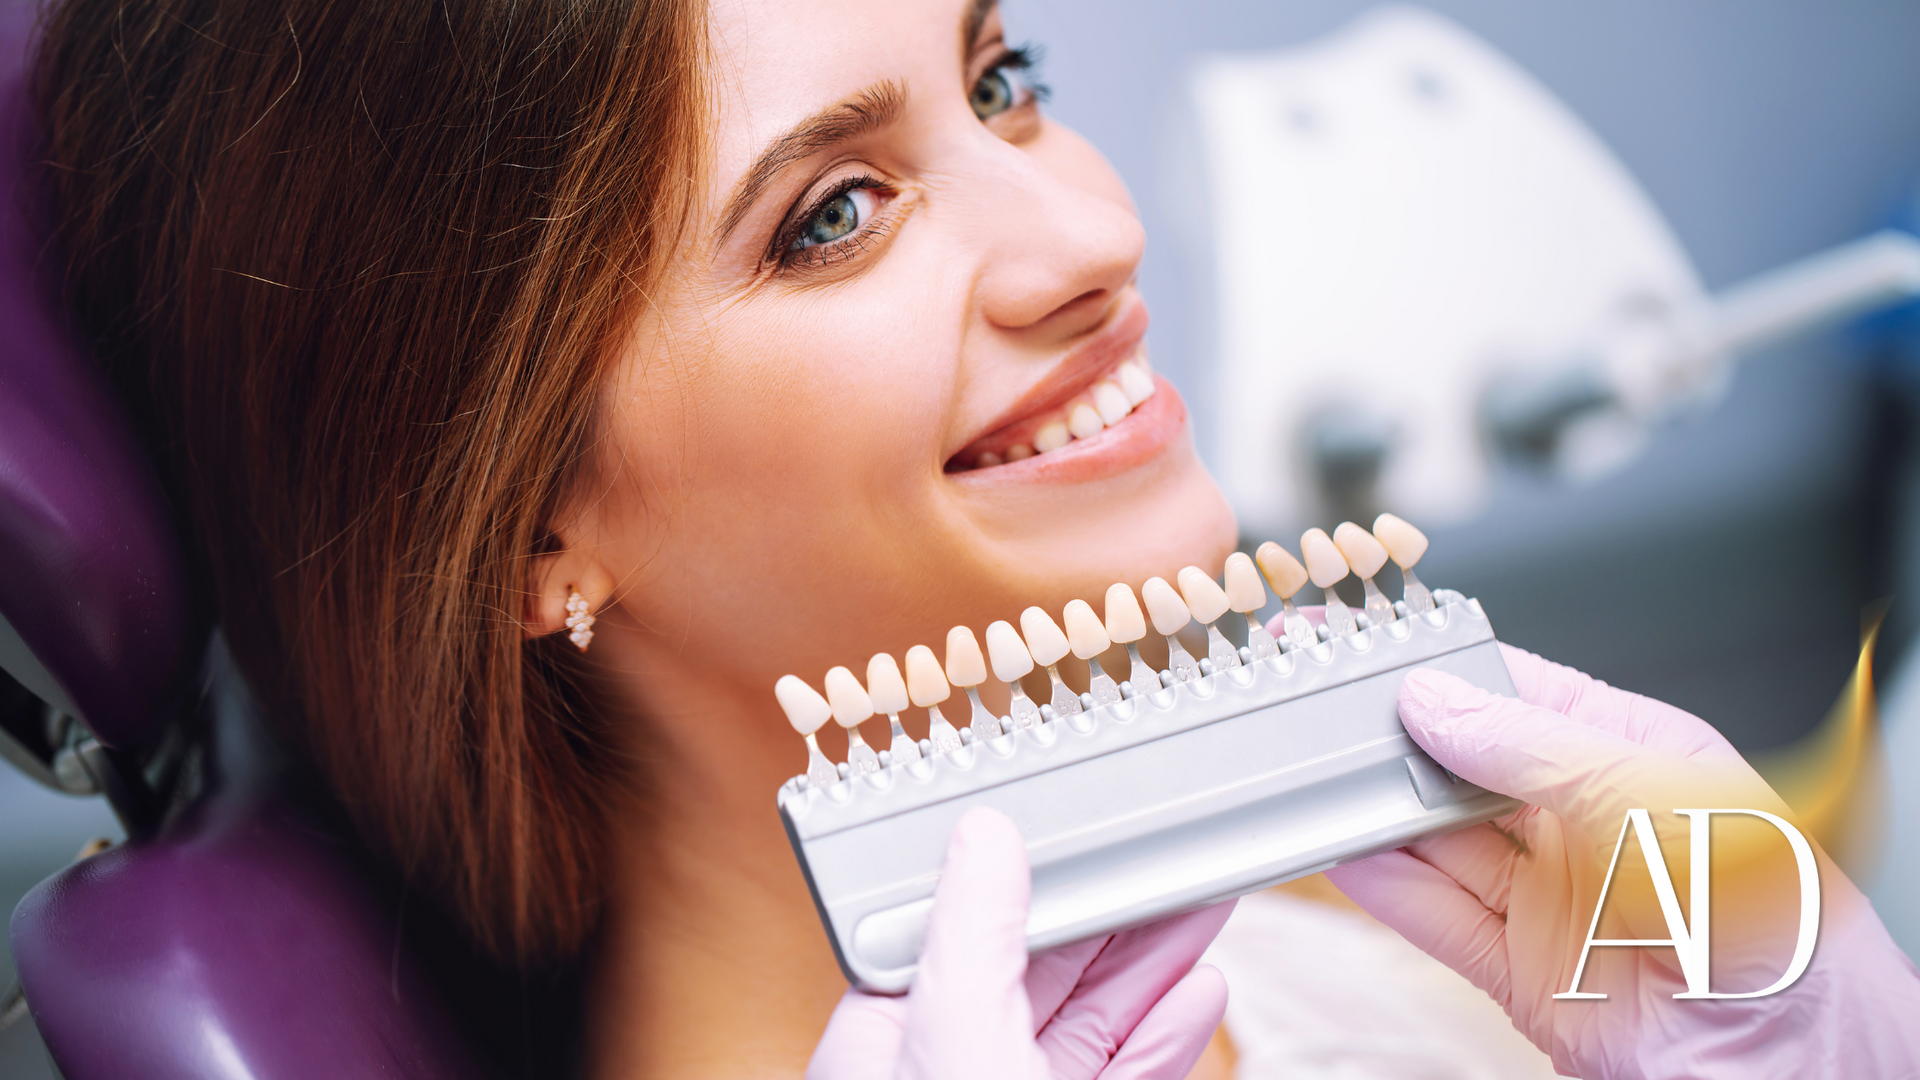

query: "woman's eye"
xmin=792 ymin=186 xmax=880 ymax=251
xmin=970 ymin=66 xmax=1017 ymax=120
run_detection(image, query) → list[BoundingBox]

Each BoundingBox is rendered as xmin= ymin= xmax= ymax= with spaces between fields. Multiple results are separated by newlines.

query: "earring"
xmin=564 ymin=590 xmax=595 ymax=652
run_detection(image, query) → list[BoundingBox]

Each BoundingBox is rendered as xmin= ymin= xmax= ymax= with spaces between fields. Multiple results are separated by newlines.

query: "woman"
xmin=32 ymin=0 xmax=1920 ymax=1076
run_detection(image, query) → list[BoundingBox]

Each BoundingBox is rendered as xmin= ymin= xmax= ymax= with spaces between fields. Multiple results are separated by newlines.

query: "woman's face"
xmin=583 ymin=0 xmax=1236 ymax=711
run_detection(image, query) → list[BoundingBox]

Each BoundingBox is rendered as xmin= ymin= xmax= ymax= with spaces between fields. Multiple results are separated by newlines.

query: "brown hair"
xmin=34 ymin=0 xmax=706 ymax=967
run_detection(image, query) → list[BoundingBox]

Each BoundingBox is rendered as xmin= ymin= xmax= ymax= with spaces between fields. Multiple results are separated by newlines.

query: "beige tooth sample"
xmin=986 ymin=619 xmax=1043 ymax=731
xmin=1034 ymin=420 xmax=1071 ymax=453
xmin=905 ymin=644 xmax=963 ymax=754
xmin=1254 ymin=542 xmax=1317 ymax=649
xmin=866 ymin=652 xmax=921 ymax=765
xmin=1103 ymin=582 xmax=1160 ymax=693
xmin=945 ymin=625 xmax=1000 ymax=740
xmin=1372 ymin=513 xmax=1435 ymax=613
xmin=1117 ymin=361 xmax=1155 ymax=405
xmin=1223 ymin=552 xmax=1280 ymax=661
xmin=1301 ymin=528 xmax=1358 ymax=637
xmin=1064 ymin=599 xmax=1121 ymax=707
xmin=1141 ymin=576 xmax=1200 ymax=683
xmin=1020 ymin=606 xmax=1084 ymax=718
xmin=776 ymin=674 xmax=842 ymax=789
xmin=1068 ymin=404 xmax=1105 ymax=440
xmin=1093 ymin=382 xmax=1132 ymax=425
xmin=1176 ymin=566 xmax=1241 ymax=671
xmin=824 ymin=666 xmax=882 ymax=777
xmin=1333 ymin=521 xmax=1396 ymax=627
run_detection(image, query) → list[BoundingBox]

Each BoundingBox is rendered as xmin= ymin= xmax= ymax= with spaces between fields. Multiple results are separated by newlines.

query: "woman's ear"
xmin=525 ymin=544 xmax=617 ymax=640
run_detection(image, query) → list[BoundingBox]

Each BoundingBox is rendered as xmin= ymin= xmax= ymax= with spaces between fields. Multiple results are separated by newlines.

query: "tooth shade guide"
xmin=1332 ymin=522 xmax=1396 ymax=626
xmin=1253 ymin=542 xmax=1309 ymax=600
xmin=1102 ymin=582 xmax=1147 ymax=644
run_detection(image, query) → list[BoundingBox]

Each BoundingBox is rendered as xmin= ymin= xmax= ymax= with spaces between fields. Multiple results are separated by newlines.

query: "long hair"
xmin=34 ymin=0 xmax=707 ymax=967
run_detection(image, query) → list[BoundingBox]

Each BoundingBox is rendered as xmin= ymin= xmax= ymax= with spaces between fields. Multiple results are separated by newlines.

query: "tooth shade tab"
xmin=824 ymin=666 xmax=874 ymax=727
xmin=1176 ymin=566 xmax=1232 ymax=624
xmin=986 ymin=620 xmax=1035 ymax=682
xmin=1103 ymin=583 xmax=1147 ymax=643
xmin=1063 ymin=599 xmax=1111 ymax=658
xmin=1223 ymin=552 xmax=1267 ymax=612
xmin=1068 ymin=404 xmax=1105 ymax=440
xmin=905 ymin=645 xmax=951 ymax=707
xmin=1005 ymin=443 xmax=1034 ymax=461
xmin=945 ymin=626 xmax=987 ymax=687
xmin=865 ymin=653 xmax=909 ymax=714
xmin=775 ymin=675 xmax=833 ymax=736
xmin=1300 ymin=528 xmax=1350 ymax=588
xmin=1141 ymin=576 xmax=1192 ymax=636
xmin=1332 ymin=522 xmax=1390 ymax=579
xmin=1372 ymin=513 xmax=1429 ymax=568
xmin=1254 ymin=542 xmax=1309 ymax=599
xmin=1034 ymin=421 xmax=1071 ymax=453
xmin=1117 ymin=361 xmax=1155 ymax=405
xmin=1093 ymin=382 xmax=1131 ymax=425
xmin=1019 ymin=607 xmax=1072 ymax=666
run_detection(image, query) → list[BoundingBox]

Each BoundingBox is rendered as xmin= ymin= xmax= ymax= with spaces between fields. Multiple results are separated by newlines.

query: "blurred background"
xmin=6 ymin=0 xmax=1920 ymax=1074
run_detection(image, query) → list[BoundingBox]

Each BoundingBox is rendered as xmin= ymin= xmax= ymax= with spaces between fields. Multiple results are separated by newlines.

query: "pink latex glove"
xmin=1328 ymin=643 xmax=1920 ymax=1079
xmin=807 ymin=807 xmax=1234 ymax=1080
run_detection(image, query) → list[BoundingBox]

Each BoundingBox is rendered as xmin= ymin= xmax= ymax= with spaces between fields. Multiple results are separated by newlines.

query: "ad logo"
xmin=1554 ymin=809 xmax=1820 ymax=1000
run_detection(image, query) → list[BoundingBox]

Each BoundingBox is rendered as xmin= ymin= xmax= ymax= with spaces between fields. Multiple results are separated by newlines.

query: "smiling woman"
xmin=32 ymin=0 xmax=1234 ymax=1075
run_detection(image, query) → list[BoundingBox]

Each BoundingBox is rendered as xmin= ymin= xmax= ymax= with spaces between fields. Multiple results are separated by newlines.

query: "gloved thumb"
xmin=1397 ymin=667 xmax=1753 ymax=835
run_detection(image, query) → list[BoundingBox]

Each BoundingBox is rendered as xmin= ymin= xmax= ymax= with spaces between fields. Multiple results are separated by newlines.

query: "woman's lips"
xmin=947 ymin=352 xmax=1158 ymax=469
xmin=945 ymin=372 xmax=1187 ymax=487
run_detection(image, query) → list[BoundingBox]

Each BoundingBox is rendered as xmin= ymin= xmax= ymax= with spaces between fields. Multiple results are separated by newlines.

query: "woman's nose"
xmin=970 ymin=135 xmax=1146 ymax=335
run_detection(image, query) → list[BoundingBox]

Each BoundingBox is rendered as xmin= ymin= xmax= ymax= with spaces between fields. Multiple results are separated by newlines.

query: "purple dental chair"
xmin=0 ymin=4 xmax=512 ymax=1076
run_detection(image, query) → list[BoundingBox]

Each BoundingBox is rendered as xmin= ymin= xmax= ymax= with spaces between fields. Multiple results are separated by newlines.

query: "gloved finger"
xmin=1324 ymin=849 xmax=1513 ymax=1005
xmin=1034 ymin=900 xmax=1237 ymax=1079
xmin=1095 ymin=964 xmax=1229 ymax=1080
xmin=1398 ymin=667 xmax=1758 ymax=835
xmin=899 ymin=806 xmax=1048 ymax=1079
xmin=1024 ymin=936 xmax=1111 ymax=1033
xmin=805 ymin=990 xmax=907 ymax=1080
xmin=1497 ymin=643 xmax=1739 ymax=763
xmin=1402 ymin=819 xmax=1525 ymax=916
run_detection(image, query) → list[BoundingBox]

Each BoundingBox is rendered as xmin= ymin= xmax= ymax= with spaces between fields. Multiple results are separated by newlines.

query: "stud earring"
xmin=564 ymin=590 xmax=595 ymax=651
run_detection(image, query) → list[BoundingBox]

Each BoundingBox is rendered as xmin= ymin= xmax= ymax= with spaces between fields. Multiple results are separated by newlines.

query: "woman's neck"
xmin=586 ymin=645 xmax=847 ymax=1079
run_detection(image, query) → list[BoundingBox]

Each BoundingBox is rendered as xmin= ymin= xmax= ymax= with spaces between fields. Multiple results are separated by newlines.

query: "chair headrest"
xmin=0 ymin=2 xmax=200 ymax=750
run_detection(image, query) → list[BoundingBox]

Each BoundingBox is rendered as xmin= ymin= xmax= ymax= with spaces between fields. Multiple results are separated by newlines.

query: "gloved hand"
xmin=1327 ymin=643 xmax=1920 ymax=1079
xmin=807 ymin=806 xmax=1233 ymax=1080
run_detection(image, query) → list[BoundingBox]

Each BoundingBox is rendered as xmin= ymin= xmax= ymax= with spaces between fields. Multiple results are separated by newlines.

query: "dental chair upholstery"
xmin=0 ymin=3 xmax=485 ymax=1076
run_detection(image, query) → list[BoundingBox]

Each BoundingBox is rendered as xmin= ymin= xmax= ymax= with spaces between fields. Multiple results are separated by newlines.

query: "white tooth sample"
xmin=1300 ymin=528 xmax=1358 ymax=638
xmin=905 ymin=644 xmax=963 ymax=754
xmin=1223 ymin=552 xmax=1279 ymax=661
xmin=824 ymin=665 xmax=881 ymax=777
xmin=1177 ymin=566 xmax=1240 ymax=671
xmin=867 ymin=652 xmax=920 ymax=765
xmin=985 ymin=619 xmax=1042 ymax=730
xmin=1063 ymin=599 xmax=1119 ymax=708
xmin=977 ymin=451 xmax=1003 ymax=468
xmin=1005 ymin=443 xmax=1033 ymax=461
xmin=1373 ymin=512 xmax=1434 ymax=613
xmin=1103 ymin=582 xmax=1158 ymax=694
xmin=1117 ymin=361 xmax=1155 ymax=405
xmin=1333 ymin=521 xmax=1396 ymax=627
xmin=1093 ymin=381 xmax=1132 ymax=425
xmin=1020 ymin=606 xmax=1083 ymax=718
xmin=1255 ymin=542 xmax=1317 ymax=650
xmin=776 ymin=674 xmax=840 ymax=789
xmin=945 ymin=625 xmax=1000 ymax=739
xmin=1068 ymin=403 xmax=1105 ymax=440
xmin=1141 ymin=576 xmax=1199 ymax=683
xmin=1034 ymin=421 xmax=1071 ymax=453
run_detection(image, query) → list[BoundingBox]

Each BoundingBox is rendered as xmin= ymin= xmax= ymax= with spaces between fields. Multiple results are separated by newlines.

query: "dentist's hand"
xmin=1328 ymin=644 xmax=1920 ymax=1079
xmin=807 ymin=807 xmax=1234 ymax=1080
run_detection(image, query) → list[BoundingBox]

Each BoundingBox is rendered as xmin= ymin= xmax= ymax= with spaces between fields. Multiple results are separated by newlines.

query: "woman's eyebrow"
xmin=962 ymin=0 xmax=999 ymax=59
xmin=715 ymin=80 xmax=907 ymax=244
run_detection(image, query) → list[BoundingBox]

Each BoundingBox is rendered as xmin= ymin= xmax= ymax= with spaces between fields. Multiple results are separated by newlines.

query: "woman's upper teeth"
xmin=963 ymin=359 xmax=1156 ymax=469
